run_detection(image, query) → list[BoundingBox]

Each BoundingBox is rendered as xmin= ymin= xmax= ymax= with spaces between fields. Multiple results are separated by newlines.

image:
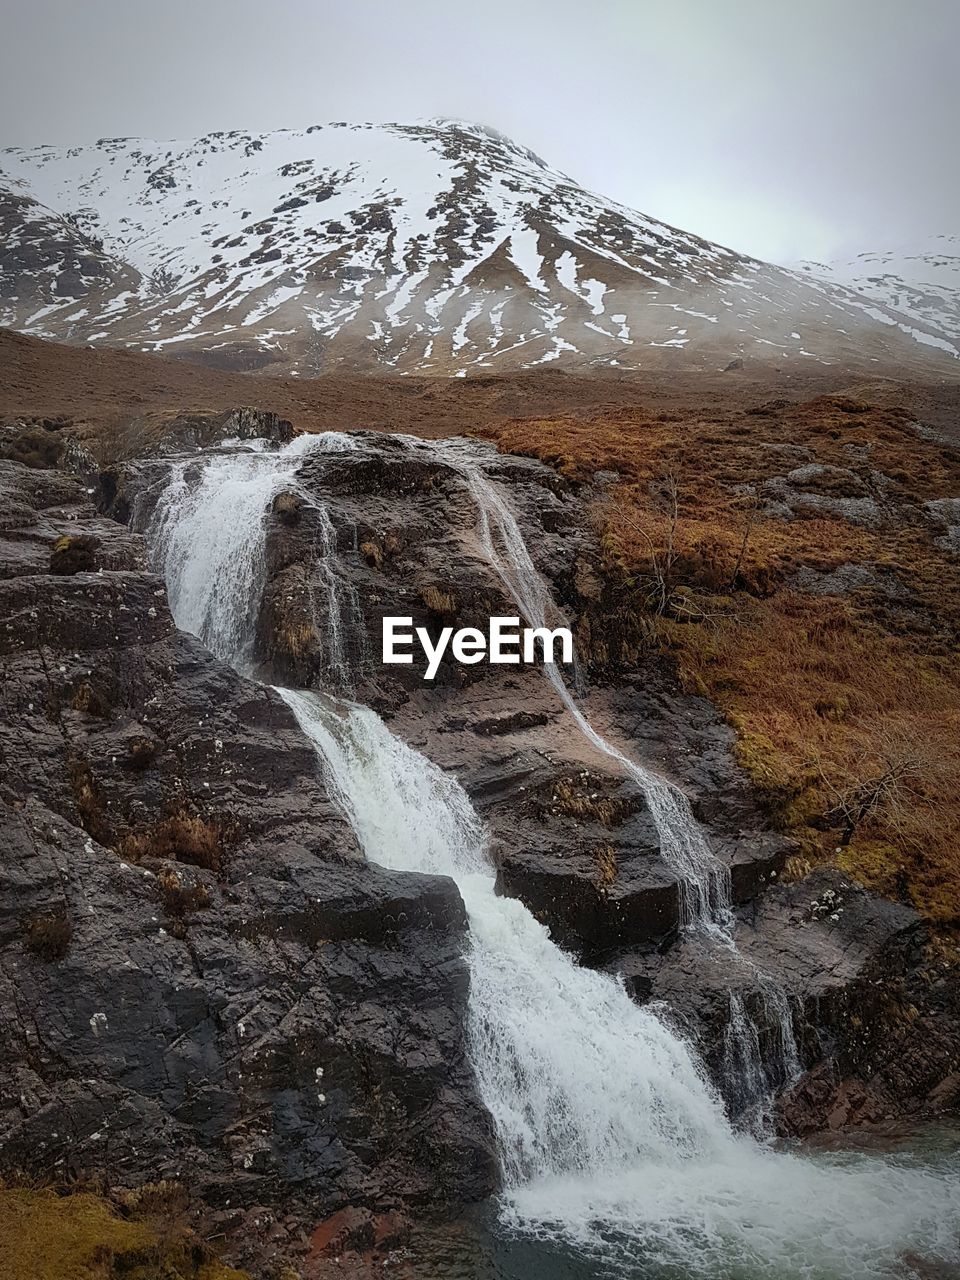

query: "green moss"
xmin=837 ymin=838 xmax=911 ymax=903
xmin=0 ymin=1186 xmax=250 ymax=1280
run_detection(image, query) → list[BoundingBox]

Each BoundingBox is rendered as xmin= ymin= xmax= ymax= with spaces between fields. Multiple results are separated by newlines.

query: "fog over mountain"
xmin=2 ymin=120 xmax=956 ymax=377
xmin=1 ymin=0 xmax=958 ymax=264
xmin=796 ymin=235 xmax=960 ymax=346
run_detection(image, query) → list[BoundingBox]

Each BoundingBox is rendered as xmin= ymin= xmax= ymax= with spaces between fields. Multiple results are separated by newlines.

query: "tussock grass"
xmin=487 ymin=396 xmax=960 ymax=922
xmin=117 ymin=812 xmax=226 ymax=873
xmin=420 ymin=583 xmax=459 ymax=617
xmin=0 ymin=1181 xmax=249 ymax=1280
xmin=594 ymin=843 xmax=618 ymax=892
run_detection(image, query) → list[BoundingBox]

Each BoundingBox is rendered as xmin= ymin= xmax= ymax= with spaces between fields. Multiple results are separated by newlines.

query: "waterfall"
xmin=277 ymin=688 xmax=728 ymax=1187
xmin=140 ymin=432 xmax=960 ymax=1280
xmin=145 ymin=432 xmax=359 ymax=679
xmin=440 ymin=447 xmax=807 ymax=1121
xmin=450 ymin=451 xmax=732 ymax=932
xmin=723 ymin=982 xmax=802 ymax=1127
xmin=306 ymin=503 xmax=366 ymax=688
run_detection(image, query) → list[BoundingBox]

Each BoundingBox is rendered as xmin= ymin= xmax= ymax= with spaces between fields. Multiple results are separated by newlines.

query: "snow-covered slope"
xmin=1 ymin=120 xmax=956 ymax=375
xmin=796 ymin=236 xmax=960 ymax=347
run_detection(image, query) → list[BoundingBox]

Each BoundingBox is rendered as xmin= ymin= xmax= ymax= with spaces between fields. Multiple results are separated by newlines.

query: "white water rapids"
xmin=141 ymin=432 xmax=960 ymax=1279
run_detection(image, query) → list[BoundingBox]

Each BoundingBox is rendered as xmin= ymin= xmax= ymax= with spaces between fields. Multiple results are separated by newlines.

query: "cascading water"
xmin=448 ymin=450 xmax=731 ymax=932
xmin=305 ymin=502 xmax=366 ymax=687
xmin=441 ymin=446 xmax=805 ymax=1122
xmin=140 ymin=431 xmax=960 ymax=1279
xmin=144 ymin=432 xmax=360 ymax=680
xmin=277 ymin=689 xmax=728 ymax=1185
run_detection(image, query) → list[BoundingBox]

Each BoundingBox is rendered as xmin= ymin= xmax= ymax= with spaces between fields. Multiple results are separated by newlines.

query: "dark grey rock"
xmin=0 ymin=457 xmax=497 ymax=1220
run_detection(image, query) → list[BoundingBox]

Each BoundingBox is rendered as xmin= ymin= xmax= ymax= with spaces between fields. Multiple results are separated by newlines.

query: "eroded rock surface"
xmin=0 ymin=458 xmax=497 ymax=1220
xmin=3 ymin=414 xmax=958 ymax=1277
xmin=121 ymin=431 xmax=792 ymax=959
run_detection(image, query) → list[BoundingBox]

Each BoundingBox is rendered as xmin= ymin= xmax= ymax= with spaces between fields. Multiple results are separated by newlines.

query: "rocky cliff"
xmin=0 ymin=428 xmax=497 ymax=1271
xmin=1 ymin=407 xmax=958 ymax=1275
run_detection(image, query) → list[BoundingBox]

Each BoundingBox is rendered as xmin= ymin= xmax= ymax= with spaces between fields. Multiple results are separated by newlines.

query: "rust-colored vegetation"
xmin=67 ymin=753 xmax=112 ymax=845
xmin=117 ymin=812 xmax=228 ymax=873
xmin=420 ymin=583 xmax=459 ymax=617
xmin=538 ymin=773 xmax=637 ymax=829
xmin=157 ymin=868 xmax=212 ymax=938
xmin=594 ymin=843 xmax=619 ymax=892
xmin=487 ymin=396 xmax=960 ymax=922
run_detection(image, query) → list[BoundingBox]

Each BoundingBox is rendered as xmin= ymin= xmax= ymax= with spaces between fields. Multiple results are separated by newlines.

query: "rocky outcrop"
xmin=772 ymin=872 xmax=960 ymax=1134
xmin=161 ymin=426 xmax=952 ymax=1129
xmin=0 ymin=458 xmax=497 ymax=1223
xmin=611 ymin=868 xmax=933 ymax=1116
xmin=3 ymin=410 xmax=958 ymax=1279
xmin=113 ymin=430 xmax=790 ymax=966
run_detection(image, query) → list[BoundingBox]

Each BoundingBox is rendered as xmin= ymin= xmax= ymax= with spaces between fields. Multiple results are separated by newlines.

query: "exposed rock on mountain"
xmin=796 ymin=234 xmax=960 ymax=347
xmin=2 ymin=121 xmax=957 ymax=375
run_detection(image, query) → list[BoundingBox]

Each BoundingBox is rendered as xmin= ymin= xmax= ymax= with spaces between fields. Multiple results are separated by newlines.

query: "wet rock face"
xmin=5 ymin=411 xmax=956 ymax=1268
xmin=616 ymin=867 xmax=933 ymax=1122
xmin=0 ymin=459 xmax=497 ymax=1217
xmin=110 ymin=431 xmax=877 ymax=988
xmin=771 ymin=872 xmax=960 ymax=1135
xmin=167 ymin=406 xmax=297 ymax=451
xmin=150 ymin=427 xmax=957 ymax=1130
xmin=147 ymin=430 xmax=779 ymax=963
xmin=252 ymin=433 xmax=589 ymax=705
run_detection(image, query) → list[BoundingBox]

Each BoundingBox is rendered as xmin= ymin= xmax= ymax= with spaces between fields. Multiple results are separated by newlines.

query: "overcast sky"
xmin=1 ymin=0 xmax=957 ymax=263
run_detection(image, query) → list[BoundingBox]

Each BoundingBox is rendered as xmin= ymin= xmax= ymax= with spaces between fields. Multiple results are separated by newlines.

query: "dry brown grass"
xmin=486 ymin=397 xmax=960 ymax=923
xmin=67 ymin=754 xmax=112 ymax=845
xmin=117 ymin=812 xmax=226 ymax=873
xmin=546 ymin=776 xmax=635 ymax=828
xmin=276 ymin=619 xmax=317 ymax=660
xmin=420 ymin=584 xmax=459 ymax=617
xmin=594 ymin=844 xmax=618 ymax=892
xmin=156 ymin=869 xmax=212 ymax=938
xmin=70 ymin=681 xmax=111 ymax=719
xmin=360 ymin=538 xmax=384 ymax=569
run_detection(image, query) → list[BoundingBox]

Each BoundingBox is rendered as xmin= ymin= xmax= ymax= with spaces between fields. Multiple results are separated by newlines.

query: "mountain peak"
xmin=1 ymin=122 xmax=956 ymax=376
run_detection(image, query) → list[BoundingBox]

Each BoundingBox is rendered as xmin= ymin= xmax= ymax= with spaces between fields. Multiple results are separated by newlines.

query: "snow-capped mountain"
xmin=1 ymin=120 xmax=956 ymax=376
xmin=796 ymin=235 xmax=960 ymax=347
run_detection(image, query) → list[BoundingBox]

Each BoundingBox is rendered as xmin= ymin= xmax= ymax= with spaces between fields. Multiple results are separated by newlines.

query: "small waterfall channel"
xmin=138 ymin=431 xmax=960 ymax=1279
xmin=441 ymin=445 xmax=802 ymax=1123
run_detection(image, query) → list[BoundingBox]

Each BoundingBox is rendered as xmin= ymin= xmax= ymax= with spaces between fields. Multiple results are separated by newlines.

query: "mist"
xmin=1 ymin=0 xmax=958 ymax=263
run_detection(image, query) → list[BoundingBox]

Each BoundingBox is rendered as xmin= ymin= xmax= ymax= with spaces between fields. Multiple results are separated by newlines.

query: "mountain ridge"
xmin=795 ymin=234 xmax=960 ymax=347
xmin=2 ymin=119 xmax=958 ymax=376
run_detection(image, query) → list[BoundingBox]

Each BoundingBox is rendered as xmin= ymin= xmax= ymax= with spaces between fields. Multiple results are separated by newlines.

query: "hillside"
xmin=4 ymin=327 xmax=960 ymax=453
xmin=2 ymin=120 xmax=958 ymax=377
xmin=2 ymin=326 xmax=960 ymax=1277
xmin=796 ymin=234 xmax=960 ymax=347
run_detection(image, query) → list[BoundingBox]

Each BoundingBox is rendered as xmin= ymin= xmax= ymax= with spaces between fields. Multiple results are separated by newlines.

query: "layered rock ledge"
xmin=2 ymin=410 xmax=959 ymax=1274
xmin=0 ymin=455 xmax=497 ymax=1228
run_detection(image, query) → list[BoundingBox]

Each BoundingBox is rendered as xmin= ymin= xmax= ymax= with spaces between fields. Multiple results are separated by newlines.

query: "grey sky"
xmin=1 ymin=0 xmax=957 ymax=263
